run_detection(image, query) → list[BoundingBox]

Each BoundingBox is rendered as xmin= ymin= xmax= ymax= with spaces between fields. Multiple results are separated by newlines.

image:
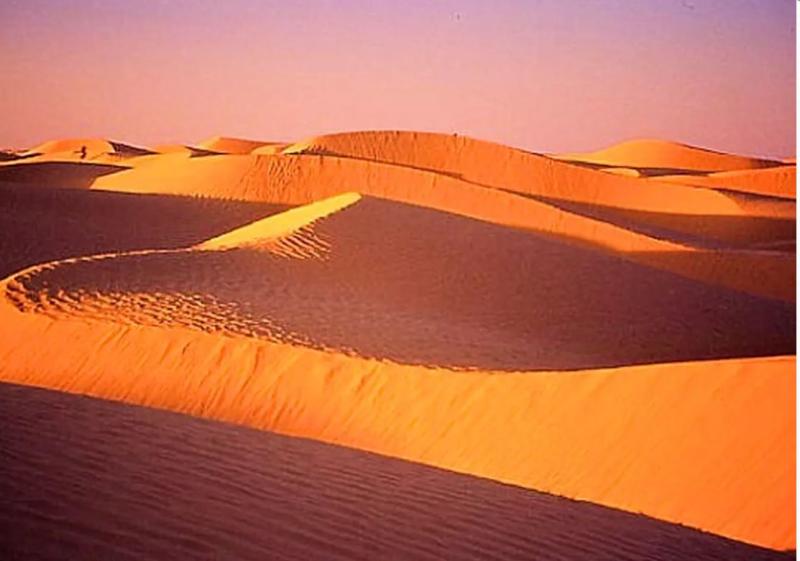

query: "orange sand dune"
xmin=657 ymin=166 xmax=797 ymax=199
xmin=553 ymin=138 xmax=781 ymax=172
xmin=1 ymin=383 xmax=790 ymax=561
xmin=0 ymin=194 xmax=794 ymax=549
xmin=90 ymin=150 xmax=794 ymax=301
xmin=197 ymin=135 xmax=279 ymax=154
xmin=284 ymin=131 xmax=791 ymax=229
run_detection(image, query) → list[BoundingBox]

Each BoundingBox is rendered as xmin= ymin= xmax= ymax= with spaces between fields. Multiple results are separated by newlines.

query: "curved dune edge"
xmin=657 ymin=166 xmax=797 ymax=200
xmin=91 ymin=155 xmax=794 ymax=301
xmin=552 ymin=138 xmax=780 ymax=172
xmin=200 ymin=192 xmax=361 ymax=250
xmin=0 ymin=289 xmax=793 ymax=550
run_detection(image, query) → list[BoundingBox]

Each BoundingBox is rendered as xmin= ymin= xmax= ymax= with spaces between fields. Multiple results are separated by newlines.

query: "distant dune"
xmin=198 ymin=135 xmax=280 ymax=154
xmin=553 ymin=138 xmax=782 ymax=173
xmin=0 ymin=131 xmax=794 ymax=554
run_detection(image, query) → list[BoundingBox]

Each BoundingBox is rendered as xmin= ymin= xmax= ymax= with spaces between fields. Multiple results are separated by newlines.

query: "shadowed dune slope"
xmin=90 ymin=151 xmax=795 ymax=301
xmin=0 ymin=162 xmax=127 ymax=189
xmin=553 ymin=138 xmax=781 ymax=172
xmin=657 ymin=166 xmax=797 ymax=199
xmin=0 ymin=195 xmax=794 ymax=549
xmin=535 ymin=195 xmax=795 ymax=250
xmin=0 ymin=182 xmax=288 ymax=278
xmin=1 ymin=383 xmax=790 ymax=561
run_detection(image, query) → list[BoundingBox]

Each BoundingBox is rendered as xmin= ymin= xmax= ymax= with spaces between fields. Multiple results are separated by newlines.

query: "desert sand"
xmin=0 ymin=131 xmax=794 ymax=558
xmin=1 ymin=382 xmax=790 ymax=561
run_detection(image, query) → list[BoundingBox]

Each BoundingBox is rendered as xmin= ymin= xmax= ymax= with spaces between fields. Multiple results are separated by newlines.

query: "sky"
xmin=0 ymin=0 xmax=795 ymax=157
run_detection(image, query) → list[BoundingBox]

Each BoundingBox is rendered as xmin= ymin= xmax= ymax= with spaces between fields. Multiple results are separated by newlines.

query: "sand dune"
xmin=198 ymin=135 xmax=279 ymax=154
xmin=657 ymin=166 xmax=796 ymax=199
xmin=553 ymin=138 xmax=781 ymax=172
xmin=0 ymin=132 xmax=794 ymax=554
xmin=89 ymin=148 xmax=794 ymax=301
xmin=282 ymin=131 xmax=785 ymax=216
xmin=2 ymin=383 xmax=789 ymax=561
xmin=10 ymin=194 xmax=791 ymax=370
xmin=0 ymin=193 xmax=794 ymax=549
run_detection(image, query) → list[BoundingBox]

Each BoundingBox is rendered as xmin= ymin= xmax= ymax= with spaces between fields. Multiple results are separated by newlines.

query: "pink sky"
xmin=0 ymin=0 xmax=795 ymax=157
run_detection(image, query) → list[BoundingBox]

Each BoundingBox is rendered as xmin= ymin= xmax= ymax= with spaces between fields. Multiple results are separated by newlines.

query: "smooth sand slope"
xmin=0 ymin=193 xmax=794 ymax=550
xmin=553 ymin=138 xmax=782 ymax=173
xmin=1 ymin=382 xmax=790 ymax=561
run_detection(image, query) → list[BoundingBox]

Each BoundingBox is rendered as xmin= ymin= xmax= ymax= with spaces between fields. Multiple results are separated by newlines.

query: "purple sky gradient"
xmin=0 ymin=0 xmax=795 ymax=157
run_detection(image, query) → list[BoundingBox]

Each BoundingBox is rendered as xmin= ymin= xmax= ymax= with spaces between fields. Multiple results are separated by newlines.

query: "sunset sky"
xmin=0 ymin=0 xmax=795 ymax=157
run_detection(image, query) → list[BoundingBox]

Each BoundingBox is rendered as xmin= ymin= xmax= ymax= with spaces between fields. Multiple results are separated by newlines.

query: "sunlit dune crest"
xmin=0 ymin=131 xmax=794 ymax=552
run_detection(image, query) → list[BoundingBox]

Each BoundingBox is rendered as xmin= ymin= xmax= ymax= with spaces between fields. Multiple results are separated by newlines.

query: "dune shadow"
xmin=14 ymin=198 xmax=795 ymax=371
xmin=0 ymin=161 xmax=127 ymax=189
xmin=0 ymin=151 xmax=23 ymax=162
xmin=107 ymin=141 xmax=155 ymax=157
xmin=554 ymin=159 xmax=717 ymax=177
xmin=530 ymin=195 xmax=795 ymax=250
xmin=0 ymin=182 xmax=290 ymax=278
